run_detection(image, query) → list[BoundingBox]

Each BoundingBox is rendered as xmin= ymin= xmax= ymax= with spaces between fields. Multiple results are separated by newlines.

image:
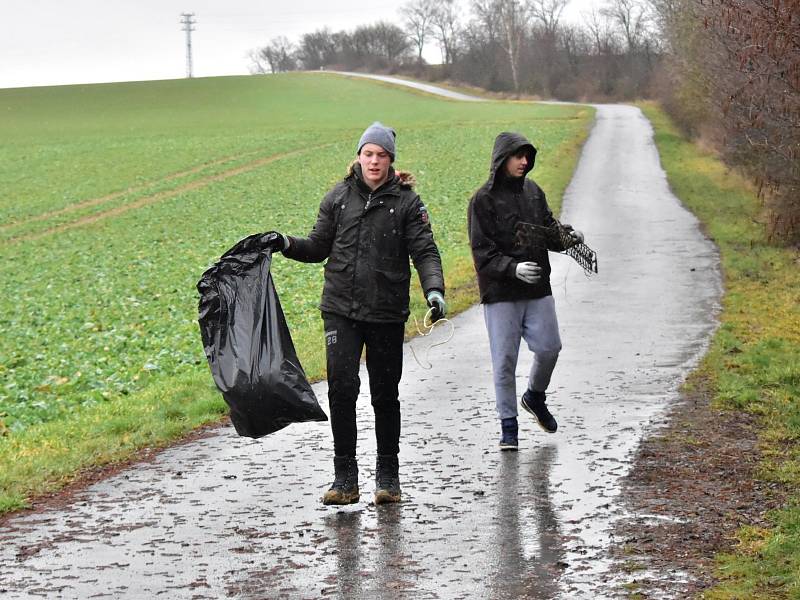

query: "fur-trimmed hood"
xmin=347 ymin=159 xmax=416 ymax=189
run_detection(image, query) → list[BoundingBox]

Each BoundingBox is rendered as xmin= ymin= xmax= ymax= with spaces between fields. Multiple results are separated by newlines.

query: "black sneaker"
xmin=521 ymin=390 xmax=558 ymax=433
xmin=499 ymin=417 xmax=519 ymax=451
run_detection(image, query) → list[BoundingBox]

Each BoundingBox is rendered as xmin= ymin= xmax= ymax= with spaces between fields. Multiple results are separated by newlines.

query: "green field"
xmin=0 ymin=73 xmax=592 ymax=511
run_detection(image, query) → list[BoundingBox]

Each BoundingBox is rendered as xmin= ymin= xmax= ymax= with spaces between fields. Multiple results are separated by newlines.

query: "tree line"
xmin=249 ymin=0 xmax=662 ymax=101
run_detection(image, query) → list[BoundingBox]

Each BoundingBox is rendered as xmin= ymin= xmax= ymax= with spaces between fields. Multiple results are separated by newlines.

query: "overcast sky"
xmin=0 ymin=0 xmax=602 ymax=89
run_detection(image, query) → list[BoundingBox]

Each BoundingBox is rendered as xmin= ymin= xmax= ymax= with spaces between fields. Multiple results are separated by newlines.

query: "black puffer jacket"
xmin=468 ymin=132 xmax=567 ymax=304
xmin=284 ymin=162 xmax=444 ymax=323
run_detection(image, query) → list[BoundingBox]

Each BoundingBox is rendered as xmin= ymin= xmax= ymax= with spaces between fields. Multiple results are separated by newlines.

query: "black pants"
xmin=322 ymin=312 xmax=405 ymax=458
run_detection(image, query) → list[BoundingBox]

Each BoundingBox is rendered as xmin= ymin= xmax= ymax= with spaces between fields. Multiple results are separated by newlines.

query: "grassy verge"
xmin=0 ymin=374 xmax=224 ymax=513
xmin=640 ymin=101 xmax=800 ymax=598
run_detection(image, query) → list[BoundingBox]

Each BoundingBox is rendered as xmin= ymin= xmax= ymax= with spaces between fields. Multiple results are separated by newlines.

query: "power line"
xmin=180 ymin=13 xmax=196 ymax=78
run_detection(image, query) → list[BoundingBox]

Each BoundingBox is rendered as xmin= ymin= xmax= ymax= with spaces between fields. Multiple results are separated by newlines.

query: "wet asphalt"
xmin=0 ymin=91 xmax=722 ymax=598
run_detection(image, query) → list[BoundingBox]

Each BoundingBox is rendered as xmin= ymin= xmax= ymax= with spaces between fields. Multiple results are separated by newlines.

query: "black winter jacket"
xmin=284 ymin=163 xmax=444 ymax=323
xmin=468 ymin=132 xmax=568 ymax=304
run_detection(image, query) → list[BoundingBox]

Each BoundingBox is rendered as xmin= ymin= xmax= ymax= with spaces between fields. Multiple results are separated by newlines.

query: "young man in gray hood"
xmin=263 ymin=122 xmax=446 ymax=505
xmin=468 ymin=131 xmax=584 ymax=450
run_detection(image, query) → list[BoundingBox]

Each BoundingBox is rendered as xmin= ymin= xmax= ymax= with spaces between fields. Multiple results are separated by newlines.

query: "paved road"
xmin=329 ymin=71 xmax=487 ymax=102
xmin=0 ymin=81 xmax=722 ymax=598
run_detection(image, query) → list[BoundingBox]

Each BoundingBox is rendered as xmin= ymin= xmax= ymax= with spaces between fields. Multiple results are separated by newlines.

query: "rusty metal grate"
xmin=513 ymin=221 xmax=599 ymax=275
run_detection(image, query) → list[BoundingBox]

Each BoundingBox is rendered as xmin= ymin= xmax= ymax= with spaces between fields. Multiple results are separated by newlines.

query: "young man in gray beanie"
xmin=263 ymin=121 xmax=446 ymax=505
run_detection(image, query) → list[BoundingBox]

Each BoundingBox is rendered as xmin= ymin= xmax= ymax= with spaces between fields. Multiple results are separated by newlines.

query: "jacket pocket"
xmin=374 ymin=268 xmax=411 ymax=309
xmin=323 ymin=260 xmax=351 ymax=300
xmin=324 ymin=260 xmax=348 ymax=272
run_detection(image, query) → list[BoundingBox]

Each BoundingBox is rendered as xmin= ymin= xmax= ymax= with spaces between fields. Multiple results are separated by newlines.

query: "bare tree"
xmin=297 ymin=29 xmax=338 ymax=70
xmin=528 ymin=0 xmax=570 ymax=38
xmin=560 ymin=24 xmax=592 ymax=71
xmin=645 ymin=0 xmax=682 ymax=52
xmin=601 ymin=0 xmax=650 ymax=53
xmin=472 ymin=0 xmax=530 ymax=92
xmin=527 ymin=0 xmax=570 ymax=96
xmin=342 ymin=23 xmax=413 ymax=69
xmin=374 ymin=22 xmax=413 ymax=66
xmin=402 ymin=0 xmax=438 ymax=64
xmin=497 ymin=0 xmax=532 ymax=94
xmin=249 ymin=36 xmax=297 ymax=74
xmin=431 ymin=0 xmax=462 ymax=64
xmin=248 ymin=49 xmax=271 ymax=75
xmin=456 ymin=10 xmax=507 ymax=89
xmin=472 ymin=0 xmax=501 ymax=40
xmin=583 ymin=5 xmax=620 ymax=55
xmin=351 ymin=25 xmax=374 ymax=64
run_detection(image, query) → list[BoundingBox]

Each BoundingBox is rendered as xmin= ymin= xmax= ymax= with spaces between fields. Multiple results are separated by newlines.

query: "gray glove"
xmin=426 ymin=291 xmax=446 ymax=322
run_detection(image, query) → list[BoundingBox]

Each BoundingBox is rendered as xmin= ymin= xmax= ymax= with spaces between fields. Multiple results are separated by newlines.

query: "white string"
xmin=408 ymin=307 xmax=455 ymax=370
xmin=557 ymin=254 xmax=573 ymax=300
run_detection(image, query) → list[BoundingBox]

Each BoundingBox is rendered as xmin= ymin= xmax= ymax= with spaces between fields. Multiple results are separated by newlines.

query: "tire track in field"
xmin=4 ymin=145 xmax=334 ymax=245
xmin=0 ymin=151 xmax=262 ymax=234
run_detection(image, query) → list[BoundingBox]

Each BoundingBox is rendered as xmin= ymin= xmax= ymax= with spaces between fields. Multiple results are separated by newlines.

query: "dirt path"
xmin=0 ymin=83 xmax=723 ymax=598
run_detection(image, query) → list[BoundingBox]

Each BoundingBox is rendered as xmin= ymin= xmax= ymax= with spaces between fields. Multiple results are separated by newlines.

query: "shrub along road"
xmin=0 ymin=87 xmax=723 ymax=597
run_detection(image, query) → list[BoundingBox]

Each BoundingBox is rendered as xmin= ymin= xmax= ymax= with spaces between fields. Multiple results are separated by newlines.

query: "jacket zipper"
xmin=350 ymin=192 xmax=371 ymax=315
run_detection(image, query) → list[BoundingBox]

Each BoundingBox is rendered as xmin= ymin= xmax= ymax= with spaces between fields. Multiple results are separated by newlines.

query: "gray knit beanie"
xmin=356 ymin=121 xmax=396 ymax=162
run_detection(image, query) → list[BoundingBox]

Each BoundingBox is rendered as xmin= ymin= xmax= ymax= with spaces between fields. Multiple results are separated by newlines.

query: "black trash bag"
xmin=197 ymin=233 xmax=327 ymax=438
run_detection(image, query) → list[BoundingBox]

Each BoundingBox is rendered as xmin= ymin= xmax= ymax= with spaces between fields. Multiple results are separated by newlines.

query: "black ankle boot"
xmin=374 ymin=454 xmax=401 ymax=505
xmin=322 ymin=455 xmax=360 ymax=505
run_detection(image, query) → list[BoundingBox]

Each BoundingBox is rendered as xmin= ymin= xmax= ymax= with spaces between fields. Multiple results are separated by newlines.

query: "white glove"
xmin=515 ymin=261 xmax=541 ymax=284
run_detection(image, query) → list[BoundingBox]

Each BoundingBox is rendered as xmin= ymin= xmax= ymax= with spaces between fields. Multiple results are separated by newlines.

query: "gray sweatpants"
xmin=483 ymin=296 xmax=562 ymax=420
